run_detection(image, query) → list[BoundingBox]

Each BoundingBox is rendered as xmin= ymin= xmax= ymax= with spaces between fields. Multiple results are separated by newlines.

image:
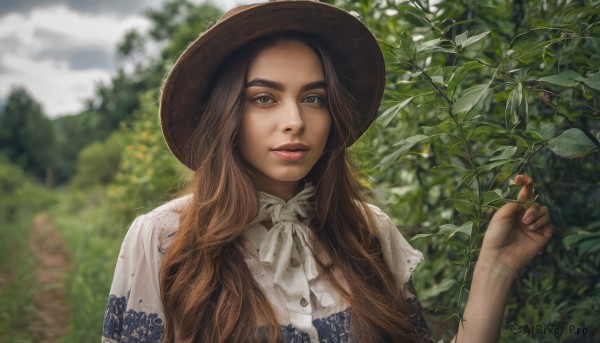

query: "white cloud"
xmin=0 ymin=0 xmax=265 ymax=118
xmin=0 ymin=53 xmax=112 ymax=115
xmin=29 ymin=5 xmax=149 ymax=49
xmin=0 ymin=4 xmax=150 ymax=118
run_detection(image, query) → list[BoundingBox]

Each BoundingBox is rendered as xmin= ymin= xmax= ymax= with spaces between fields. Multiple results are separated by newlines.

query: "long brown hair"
xmin=159 ymin=33 xmax=418 ymax=343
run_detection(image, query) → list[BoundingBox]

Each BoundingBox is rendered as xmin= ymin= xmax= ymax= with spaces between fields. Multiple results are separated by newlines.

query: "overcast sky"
xmin=0 ymin=0 xmax=259 ymax=118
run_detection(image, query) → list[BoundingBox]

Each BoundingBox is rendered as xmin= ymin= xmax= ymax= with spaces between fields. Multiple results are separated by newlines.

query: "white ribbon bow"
xmin=252 ymin=185 xmax=335 ymax=309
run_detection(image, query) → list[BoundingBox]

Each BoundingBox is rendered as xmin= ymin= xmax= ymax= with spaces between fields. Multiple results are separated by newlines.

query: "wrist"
xmin=475 ymin=254 xmax=517 ymax=281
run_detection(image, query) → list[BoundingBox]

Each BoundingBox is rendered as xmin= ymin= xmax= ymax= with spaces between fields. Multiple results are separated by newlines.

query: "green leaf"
xmin=432 ymin=75 xmax=444 ymax=85
xmin=379 ymin=134 xmax=429 ymax=167
xmin=563 ymin=232 xmax=600 ymax=255
xmin=462 ymin=31 xmax=490 ymax=47
xmin=450 ymin=199 xmax=477 ymax=216
xmin=547 ymin=128 xmax=599 ymax=158
xmin=454 ymin=31 xmax=469 ymax=47
xmin=441 ymin=19 xmax=476 ymax=34
xmin=482 ymin=190 xmax=504 ymax=206
xmin=508 ymin=30 xmax=565 ymax=61
xmin=447 ymin=61 xmax=485 ymax=97
xmin=377 ymin=97 xmax=414 ymax=126
xmin=476 ymin=159 xmax=514 ymax=173
xmin=400 ymin=31 xmax=416 ymax=60
xmin=439 ymin=224 xmax=457 ymax=233
xmin=453 ymin=83 xmax=489 ymax=113
xmin=582 ymin=72 xmax=600 ymax=90
xmin=439 ymin=221 xmax=473 ymax=238
xmin=430 ymin=67 xmax=445 ymax=86
xmin=579 ymin=239 xmax=600 ymax=255
xmin=563 ymin=232 xmax=592 ymax=247
xmin=392 ymin=134 xmax=430 ymax=148
xmin=505 ymin=85 xmax=522 ymax=127
xmin=538 ymin=123 xmax=556 ymax=140
xmin=420 ymin=279 xmax=456 ymax=299
xmin=455 ymin=221 xmax=473 ymax=237
xmin=411 ymin=233 xmax=437 ymax=241
xmin=430 ymin=120 xmax=457 ymax=134
xmin=538 ymin=70 xmax=583 ymax=87
xmin=490 ymin=146 xmax=517 ymax=161
xmin=454 ymin=31 xmax=490 ymax=50
xmin=416 ymin=38 xmax=442 ymax=52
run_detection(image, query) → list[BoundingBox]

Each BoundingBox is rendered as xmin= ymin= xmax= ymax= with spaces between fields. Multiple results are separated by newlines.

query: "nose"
xmin=281 ymin=100 xmax=305 ymax=134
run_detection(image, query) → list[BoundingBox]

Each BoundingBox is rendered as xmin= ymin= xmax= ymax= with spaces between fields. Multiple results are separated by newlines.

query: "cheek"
xmin=240 ymin=109 xmax=273 ymax=140
xmin=239 ymin=111 xmax=259 ymax=144
xmin=317 ymin=114 xmax=333 ymax=147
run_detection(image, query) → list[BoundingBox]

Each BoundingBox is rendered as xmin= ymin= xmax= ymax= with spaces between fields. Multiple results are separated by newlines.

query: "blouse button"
xmin=290 ymin=258 xmax=301 ymax=268
xmin=300 ymin=297 xmax=308 ymax=307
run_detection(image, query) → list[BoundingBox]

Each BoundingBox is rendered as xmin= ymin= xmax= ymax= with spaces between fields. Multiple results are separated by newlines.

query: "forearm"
xmin=452 ymin=257 xmax=515 ymax=342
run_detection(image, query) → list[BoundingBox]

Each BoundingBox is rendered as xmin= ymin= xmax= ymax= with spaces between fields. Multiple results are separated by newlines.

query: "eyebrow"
xmin=246 ymin=78 xmax=327 ymax=92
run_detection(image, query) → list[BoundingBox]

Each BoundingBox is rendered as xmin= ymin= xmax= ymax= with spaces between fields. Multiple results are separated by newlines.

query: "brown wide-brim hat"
xmin=160 ymin=0 xmax=385 ymax=170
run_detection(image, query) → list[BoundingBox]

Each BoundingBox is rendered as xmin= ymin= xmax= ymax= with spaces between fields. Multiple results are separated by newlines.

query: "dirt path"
xmin=28 ymin=212 xmax=71 ymax=343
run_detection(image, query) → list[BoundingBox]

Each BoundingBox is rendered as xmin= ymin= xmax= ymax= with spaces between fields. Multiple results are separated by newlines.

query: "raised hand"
xmin=479 ymin=175 xmax=553 ymax=274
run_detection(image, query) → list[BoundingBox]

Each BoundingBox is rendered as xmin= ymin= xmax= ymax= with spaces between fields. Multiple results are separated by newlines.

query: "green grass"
xmin=0 ymin=209 xmax=38 ymax=342
xmin=51 ymin=188 xmax=126 ymax=342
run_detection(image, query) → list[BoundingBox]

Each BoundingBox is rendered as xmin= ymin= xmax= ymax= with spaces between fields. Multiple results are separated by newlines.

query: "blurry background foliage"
xmin=0 ymin=0 xmax=598 ymax=341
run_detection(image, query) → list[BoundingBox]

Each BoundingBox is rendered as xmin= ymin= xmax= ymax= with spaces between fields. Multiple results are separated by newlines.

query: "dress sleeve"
xmin=368 ymin=204 xmax=424 ymax=285
xmin=101 ymin=214 xmax=165 ymax=343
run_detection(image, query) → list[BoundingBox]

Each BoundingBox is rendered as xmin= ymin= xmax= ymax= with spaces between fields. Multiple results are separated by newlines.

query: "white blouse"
xmin=101 ymin=186 xmax=424 ymax=343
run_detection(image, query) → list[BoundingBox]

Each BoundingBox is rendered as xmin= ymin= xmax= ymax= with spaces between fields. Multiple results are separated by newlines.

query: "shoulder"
xmin=364 ymin=202 xmax=390 ymax=220
xmin=124 ymin=194 xmax=192 ymax=252
xmin=141 ymin=194 xmax=191 ymax=230
xmin=362 ymin=202 xmax=424 ymax=285
xmin=362 ymin=202 xmax=400 ymax=234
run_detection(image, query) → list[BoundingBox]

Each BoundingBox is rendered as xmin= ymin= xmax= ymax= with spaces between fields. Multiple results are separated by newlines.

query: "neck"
xmin=254 ymin=179 xmax=304 ymax=201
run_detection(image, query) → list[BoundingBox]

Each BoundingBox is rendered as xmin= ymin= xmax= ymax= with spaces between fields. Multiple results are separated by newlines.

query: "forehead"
xmin=246 ymin=40 xmax=324 ymax=80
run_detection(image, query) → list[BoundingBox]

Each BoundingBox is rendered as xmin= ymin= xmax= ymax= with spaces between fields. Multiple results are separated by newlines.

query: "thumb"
xmin=492 ymin=201 xmax=521 ymax=220
xmin=512 ymin=175 xmax=534 ymax=203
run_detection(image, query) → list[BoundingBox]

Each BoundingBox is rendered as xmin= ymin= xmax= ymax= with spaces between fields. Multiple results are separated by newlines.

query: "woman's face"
xmin=238 ymin=40 xmax=331 ymax=200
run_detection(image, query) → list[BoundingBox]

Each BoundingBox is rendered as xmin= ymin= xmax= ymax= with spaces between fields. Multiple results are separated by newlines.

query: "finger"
xmin=522 ymin=204 xmax=549 ymax=224
xmin=542 ymin=223 xmax=554 ymax=239
xmin=527 ymin=212 xmax=550 ymax=231
xmin=511 ymin=174 xmax=534 ymax=203
xmin=522 ymin=204 xmax=541 ymax=224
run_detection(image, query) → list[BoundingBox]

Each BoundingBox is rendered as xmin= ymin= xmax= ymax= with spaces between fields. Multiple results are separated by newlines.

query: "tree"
xmin=106 ymin=91 xmax=187 ymax=231
xmin=70 ymin=132 xmax=125 ymax=188
xmin=50 ymin=0 xmax=222 ymax=184
xmin=0 ymin=87 xmax=55 ymax=182
xmin=52 ymin=110 xmax=104 ymax=185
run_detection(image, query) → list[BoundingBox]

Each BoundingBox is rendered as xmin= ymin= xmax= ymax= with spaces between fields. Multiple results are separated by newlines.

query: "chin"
xmin=272 ymin=173 xmax=309 ymax=183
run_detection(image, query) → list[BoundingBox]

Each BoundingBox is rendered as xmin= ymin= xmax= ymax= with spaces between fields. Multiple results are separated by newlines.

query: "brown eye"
xmin=253 ymin=95 xmax=275 ymax=105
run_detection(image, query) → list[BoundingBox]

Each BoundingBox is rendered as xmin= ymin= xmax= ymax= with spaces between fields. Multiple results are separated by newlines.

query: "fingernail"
xmin=523 ymin=216 xmax=532 ymax=224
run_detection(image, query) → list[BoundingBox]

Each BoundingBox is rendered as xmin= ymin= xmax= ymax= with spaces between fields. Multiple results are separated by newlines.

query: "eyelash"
xmin=252 ymin=95 xmax=275 ymax=105
xmin=250 ymin=94 xmax=326 ymax=105
xmin=303 ymin=95 xmax=326 ymax=105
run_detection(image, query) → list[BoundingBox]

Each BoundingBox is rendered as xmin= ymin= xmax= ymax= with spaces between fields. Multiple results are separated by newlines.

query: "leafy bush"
xmin=70 ymin=133 xmax=125 ymax=188
xmin=339 ymin=0 xmax=599 ymax=341
xmin=106 ymin=91 xmax=189 ymax=230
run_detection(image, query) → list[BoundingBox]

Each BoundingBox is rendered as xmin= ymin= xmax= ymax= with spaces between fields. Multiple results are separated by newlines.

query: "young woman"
xmin=102 ymin=1 xmax=552 ymax=343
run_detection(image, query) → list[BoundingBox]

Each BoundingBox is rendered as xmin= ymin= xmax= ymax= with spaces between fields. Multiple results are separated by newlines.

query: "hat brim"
xmin=160 ymin=0 xmax=385 ymax=170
